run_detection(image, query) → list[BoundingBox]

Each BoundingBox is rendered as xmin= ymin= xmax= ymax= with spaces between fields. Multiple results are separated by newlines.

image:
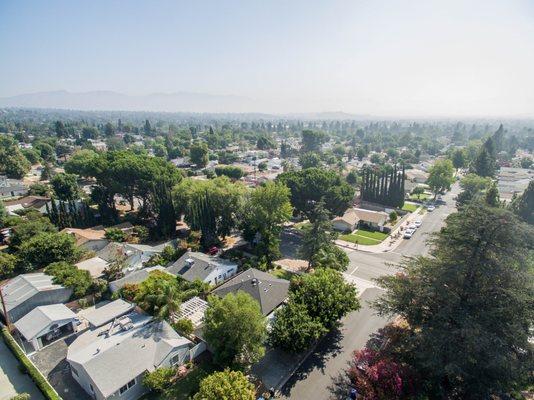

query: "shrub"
xmin=1 ymin=328 xmax=60 ymax=400
xmin=104 ymin=227 xmax=127 ymax=242
xmin=389 ymin=211 xmax=398 ymax=223
xmin=143 ymin=367 xmax=176 ymax=392
xmin=10 ymin=394 xmax=31 ymax=400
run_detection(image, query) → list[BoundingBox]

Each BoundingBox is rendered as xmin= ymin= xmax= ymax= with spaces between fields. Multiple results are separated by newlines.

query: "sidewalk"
xmin=0 ymin=339 xmax=44 ymax=400
xmin=336 ymin=205 xmax=424 ymax=254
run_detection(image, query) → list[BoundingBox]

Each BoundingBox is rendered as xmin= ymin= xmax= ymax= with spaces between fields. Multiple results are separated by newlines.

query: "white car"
xmin=403 ymin=229 xmax=415 ymax=239
xmin=414 ymin=220 xmax=422 ymax=228
xmin=427 ymin=205 xmax=435 ymax=212
xmin=408 ymin=223 xmax=418 ymax=230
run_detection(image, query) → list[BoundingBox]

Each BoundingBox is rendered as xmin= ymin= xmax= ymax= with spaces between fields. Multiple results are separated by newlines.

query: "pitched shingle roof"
xmin=212 ymin=268 xmax=289 ymax=316
xmin=166 ymin=252 xmax=237 ymax=282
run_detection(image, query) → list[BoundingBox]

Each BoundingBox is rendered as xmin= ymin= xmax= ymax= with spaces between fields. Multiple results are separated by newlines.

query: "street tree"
xmin=426 ymin=159 xmax=455 ymax=198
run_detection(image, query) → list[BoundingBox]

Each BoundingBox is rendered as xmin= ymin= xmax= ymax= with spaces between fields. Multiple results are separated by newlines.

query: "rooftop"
xmin=14 ymin=304 xmax=76 ymax=341
xmin=82 ymin=299 xmax=135 ymax=328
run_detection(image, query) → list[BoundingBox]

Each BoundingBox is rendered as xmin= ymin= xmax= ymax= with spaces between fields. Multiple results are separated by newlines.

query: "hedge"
xmin=1 ymin=327 xmax=62 ymax=400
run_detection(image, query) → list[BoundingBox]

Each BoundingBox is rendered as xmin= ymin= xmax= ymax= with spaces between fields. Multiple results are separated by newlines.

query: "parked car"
xmin=408 ymin=223 xmax=418 ymax=230
xmin=404 ymin=229 xmax=415 ymax=239
xmin=427 ymin=205 xmax=435 ymax=212
xmin=414 ymin=220 xmax=422 ymax=228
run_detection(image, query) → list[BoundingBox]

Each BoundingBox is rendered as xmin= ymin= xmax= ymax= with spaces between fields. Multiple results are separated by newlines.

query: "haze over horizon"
xmin=1 ymin=0 xmax=534 ymax=117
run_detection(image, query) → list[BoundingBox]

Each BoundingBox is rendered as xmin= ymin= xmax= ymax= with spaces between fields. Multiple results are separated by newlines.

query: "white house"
xmin=166 ymin=251 xmax=238 ymax=285
xmin=67 ymin=311 xmax=200 ymax=400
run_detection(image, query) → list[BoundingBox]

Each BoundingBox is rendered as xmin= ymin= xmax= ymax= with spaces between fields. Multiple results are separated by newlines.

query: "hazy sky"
xmin=1 ymin=0 xmax=533 ymax=116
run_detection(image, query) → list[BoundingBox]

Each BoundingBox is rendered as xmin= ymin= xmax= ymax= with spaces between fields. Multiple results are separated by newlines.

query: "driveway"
xmin=0 ymin=339 xmax=43 ymax=400
xmin=29 ymin=337 xmax=90 ymax=400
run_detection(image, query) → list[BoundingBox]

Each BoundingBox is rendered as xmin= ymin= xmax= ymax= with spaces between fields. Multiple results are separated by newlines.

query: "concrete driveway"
xmin=0 ymin=339 xmax=43 ymax=400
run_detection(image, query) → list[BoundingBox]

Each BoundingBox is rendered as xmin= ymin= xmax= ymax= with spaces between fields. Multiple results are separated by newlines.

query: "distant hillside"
xmin=0 ymin=90 xmax=260 ymax=113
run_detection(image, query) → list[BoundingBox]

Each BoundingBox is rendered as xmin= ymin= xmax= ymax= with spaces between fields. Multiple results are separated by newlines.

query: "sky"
xmin=1 ymin=0 xmax=534 ymax=117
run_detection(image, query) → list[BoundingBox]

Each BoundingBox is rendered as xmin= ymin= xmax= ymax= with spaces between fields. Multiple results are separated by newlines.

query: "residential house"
xmin=82 ymin=299 xmax=135 ymax=329
xmin=76 ymin=242 xmax=168 ymax=278
xmin=333 ymin=207 xmax=389 ymax=233
xmin=212 ymin=268 xmax=290 ymax=317
xmin=166 ymin=251 xmax=238 ymax=285
xmin=108 ymin=266 xmax=169 ymax=294
xmin=67 ymin=311 xmax=198 ymax=400
xmin=0 ymin=175 xmax=27 ymax=199
xmin=13 ymin=304 xmax=77 ymax=352
xmin=61 ymin=227 xmax=109 ymax=252
xmin=0 ymin=273 xmax=72 ymax=323
xmin=3 ymin=195 xmax=50 ymax=216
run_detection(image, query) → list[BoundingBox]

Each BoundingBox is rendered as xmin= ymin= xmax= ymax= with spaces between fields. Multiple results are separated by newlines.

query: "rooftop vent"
xmin=251 ymin=278 xmax=258 ymax=286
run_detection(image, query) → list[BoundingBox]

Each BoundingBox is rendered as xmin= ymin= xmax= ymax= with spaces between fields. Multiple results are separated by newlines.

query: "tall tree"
xmin=51 ymin=173 xmax=80 ymax=201
xmin=374 ymin=205 xmax=534 ymax=399
xmin=426 ymin=159 xmax=455 ymax=199
xmin=301 ymin=130 xmax=328 ymax=153
xmin=204 ymin=292 xmax=267 ymax=369
xmin=242 ymin=182 xmax=293 ymax=264
xmin=189 ymin=142 xmax=209 ymax=168
xmin=510 ymin=180 xmax=534 ymax=224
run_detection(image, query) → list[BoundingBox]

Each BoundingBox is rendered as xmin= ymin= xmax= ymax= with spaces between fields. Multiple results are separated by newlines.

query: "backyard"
xmin=270 ymin=267 xmax=295 ymax=281
xmin=339 ymin=229 xmax=389 ymax=245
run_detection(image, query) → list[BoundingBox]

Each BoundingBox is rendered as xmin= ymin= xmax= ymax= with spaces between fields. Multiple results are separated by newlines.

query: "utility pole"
xmin=0 ymin=282 xmax=12 ymax=332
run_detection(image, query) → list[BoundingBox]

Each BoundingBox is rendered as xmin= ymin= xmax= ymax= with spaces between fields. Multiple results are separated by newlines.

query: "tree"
xmin=203 ymin=292 xmax=267 ymax=368
xmin=102 ymin=254 xmax=126 ymax=281
xmin=389 ymin=211 xmax=398 ymax=223
xmin=193 ymin=370 xmax=255 ymax=400
xmin=519 ymin=157 xmax=532 ymax=169
xmin=456 ymin=173 xmax=491 ymax=208
xmin=22 ymin=148 xmax=41 ymax=165
xmin=510 ymin=180 xmax=534 ymax=224
xmin=484 ymin=181 xmax=500 ymax=207
xmin=190 ymin=142 xmax=209 ymax=168
xmin=0 ymin=252 xmax=18 ymax=279
xmin=471 ymin=138 xmax=496 ymax=177
xmin=172 ymin=318 xmax=194 ymax=336
xmin=174 ymin=177 xmax=245 ymax=249
xmin=299 ymin=152 xmax=322 ymax=169
xmin=45 ymin=262 xmax=94 ymax=298
xmin=54 ymin=120 xmax=68 ymax=137
xmin=104 ymin=227 xmax=127 ymax=242
xmin=276 ymin=168 xmax=354 ymax=219
xmin=103 ymin=122 xmax=115 ymax=137
xmin=214 ymin=165 xmax=245 ymax=180
xmin=0 ymin=200 xmax=7 ymax=225
xmin=40 ymin=163 xmax=53 ymax=181
xmin=451 ymin=148 xmax=465 ymax=171
xmin=269 ymin=301 xmax=326 ymax=353
xmin=290 ymin=268 xmax=359 ymax=328
xmin=28 ymin=183 xmax=50 ymax=196
xmin=346 ymin=169 xmax=359 ymax=186
xmin=36 ymin=142 xmax=56 ymax=163
xmin=143 ymin=367 xmax=175 ymax=393
xmin=9 ymin=213 xmax=57 ymax=249
xmin=360 ymin=165 xmax=405 ymax=208
xmin=134 ymin=271 xmax=181 ymax=321
xmin=301 ymin=130 xmax=328 ymax=153
xmin=18 ymin=232 xmax=80 ymax=270
xmin=82 ymin=126 xmax=99 ymax=140
xmin=426 ymin=159 xmax=454 ymax=198
xmin=411 ymin=186 xmax=425 ymax=200
xmin=0 ymin=136 xmax=31 ymax=179
xmin=51 ymin=173 xmax=79 ymax=201
xmin=242 ymin=182 xmax=292 ymax=263
xmin=299 ymin=202 xmax=338 ymax=267
xmin=374 ymin=205 xmax=534 ymax=399
xmin=310 ymin=244 xmax=349 ymax=271
xmin=256 ymin=135 xmax=276 ymax=150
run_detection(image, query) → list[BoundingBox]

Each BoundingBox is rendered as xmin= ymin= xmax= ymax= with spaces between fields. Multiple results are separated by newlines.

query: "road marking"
xmin=350 ymin=265 xmax=359 ymax=274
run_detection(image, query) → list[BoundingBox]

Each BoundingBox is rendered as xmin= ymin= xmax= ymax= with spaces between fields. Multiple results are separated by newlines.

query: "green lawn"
xmin=339 ymin=229 xmax=389 ymax=245
xmin=270 ymin=268 xmax=295 ymax=281
xmin=294 ymin=221 xmax=310 ymax=231
xmin=402 ymin=203 xmax=419 ymax=212
xmin=140 ymin=362 xmax=217 ymax=400
xmin=409 ymin=193 xmax=430 ymax=201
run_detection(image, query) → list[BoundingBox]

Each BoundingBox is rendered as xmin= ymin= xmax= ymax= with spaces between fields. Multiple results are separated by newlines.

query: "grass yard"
xmin=339 ymin=229 xmax=389 ymax=245
xmin=270 ymin=267 xmax=295 ymax=281
xmin=140 ymin=362 xmax=217 ymax=400
xmin=402 ymin=203 xmax=419 ymax=212
xmin=409 ymin=193 xmax=430 ymax=201
xmin=294 ymin=221 xmax=310 ymax=231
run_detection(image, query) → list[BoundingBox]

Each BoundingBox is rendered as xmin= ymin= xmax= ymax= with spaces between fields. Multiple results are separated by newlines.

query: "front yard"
xmin=339 ymin=229 xmax=389 ymax=245
xmin=402 ymin=203 xmax=419 ymax=212
xmin=140 ymin=361 xmax=217 ymax=400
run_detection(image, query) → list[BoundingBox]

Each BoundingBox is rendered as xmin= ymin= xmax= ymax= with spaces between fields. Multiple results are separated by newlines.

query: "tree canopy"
xmin=193 ymin=370 xmax=255 ymax=400
xmin=203 ymin=292 xmax=267 ymax=368
xmin=374 ymin=205 xmax=534 ymax=399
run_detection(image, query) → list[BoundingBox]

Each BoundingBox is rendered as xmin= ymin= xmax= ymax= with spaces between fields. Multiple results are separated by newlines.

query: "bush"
xmin=10 ymin=394 xmax=31 ymax=400
xmin=104 ymin=227 xmax=127 ymax=242
xmin=143 ymin=367 xmax=176 ymax=392
xmin=389 ymin=211 xmax=398 ymax=223
xmin=173 ymin=318 xmax=194 ymax=336
xmin=1 ymin=328 xmax=61 ymax=400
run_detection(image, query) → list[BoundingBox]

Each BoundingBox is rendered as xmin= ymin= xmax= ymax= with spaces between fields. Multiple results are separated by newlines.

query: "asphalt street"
xmin=280 ymin=183 xmax=460 ymax=399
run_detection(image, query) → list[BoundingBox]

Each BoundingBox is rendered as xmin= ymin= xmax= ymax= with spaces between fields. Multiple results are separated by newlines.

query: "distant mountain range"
xmin=0 ymin=90 xmax=368 ymax=119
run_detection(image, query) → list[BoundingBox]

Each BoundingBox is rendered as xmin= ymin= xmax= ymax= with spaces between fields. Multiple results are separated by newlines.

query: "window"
xmin=119 ymin=379 xmax=136 ymax=395
xmin=90 ymin=384 xmax=94 ymax=392
xmin=71 ymin=367 xmax=79 ymax=377
xmin=170 ymin=353 xmax=182 ymax=366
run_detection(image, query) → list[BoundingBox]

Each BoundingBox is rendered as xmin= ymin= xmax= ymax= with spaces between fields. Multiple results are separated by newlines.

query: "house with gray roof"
xmin=67 ymin=311 xmax=197 ymax=400
xmin=0 ymin=273 xmax=72 ymax=323
xmin=82 ymin=299 xmax=135 ymax=328
xmin=212 ymin=268 xmax=290 ymax=316
xmin=13 ymin=304 xmax=77 ymax=352
xmin=108 ymin=266 xmax=169 ymax=293
xmin=166 ymin=251 xmax=238 ymax=286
